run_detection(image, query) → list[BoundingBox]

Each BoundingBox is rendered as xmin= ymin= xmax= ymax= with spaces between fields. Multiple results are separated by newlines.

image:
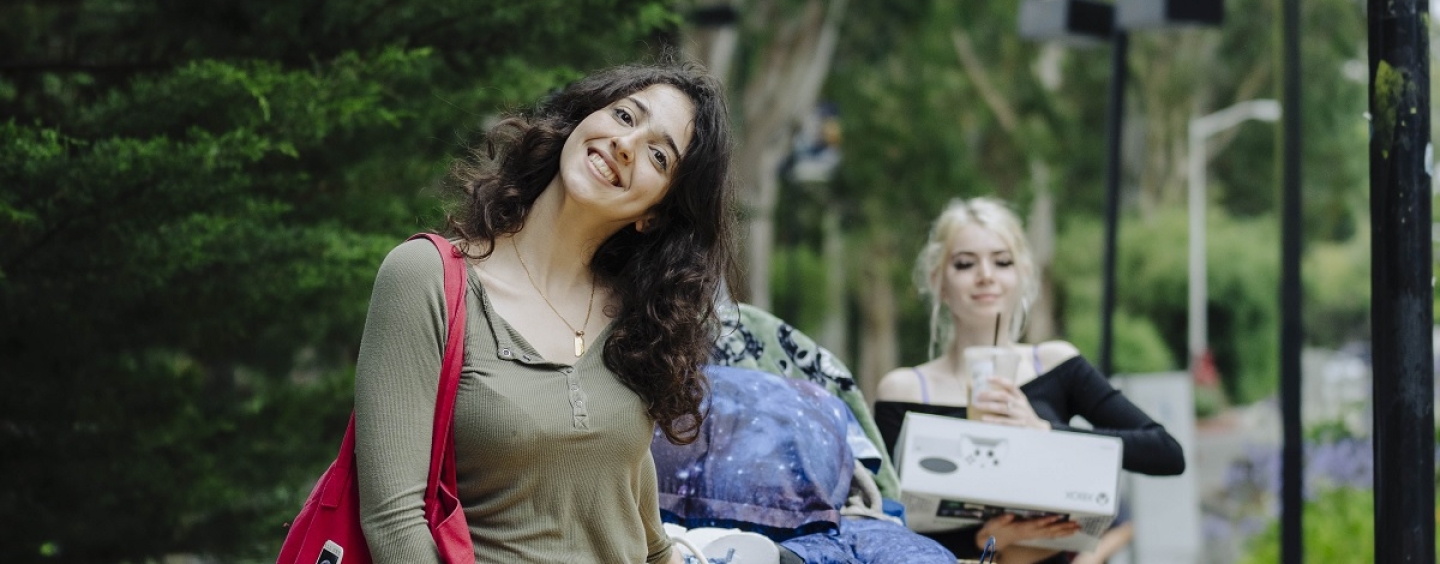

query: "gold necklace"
xmin=511 ymin=238 xmax=596 ymax=357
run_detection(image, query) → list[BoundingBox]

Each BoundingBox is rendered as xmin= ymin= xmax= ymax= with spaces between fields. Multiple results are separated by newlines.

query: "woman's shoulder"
xmin=371 ymin=237 xmax=453 ymax=297
xmin=876 ymin=365 xmax=926 ymax=403
xmin=379 ymin=236 xmax=480 ymax=277
xmin=1030 ymin=340 xmax=1082 ymax=374
xmin=382 ymin=236 xmax=446 ymax=268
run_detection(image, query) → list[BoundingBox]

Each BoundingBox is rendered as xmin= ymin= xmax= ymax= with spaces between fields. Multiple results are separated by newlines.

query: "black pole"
xmin=1098 ymin=30 xmax=1128 ymax=378
xmin=1369 ymin=0 xmax=1436 ymax=562
xmin=1279 ymin=0 xmax=1303 ymax=562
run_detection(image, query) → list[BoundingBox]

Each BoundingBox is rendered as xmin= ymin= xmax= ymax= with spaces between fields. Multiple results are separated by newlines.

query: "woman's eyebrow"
xmin=626 ymin=96 xmax=683 ymax=159
xmin=950 ymin=248 xmax=1010 ymax=255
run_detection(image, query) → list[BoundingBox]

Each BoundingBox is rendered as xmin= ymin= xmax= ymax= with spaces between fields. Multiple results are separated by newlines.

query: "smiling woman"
xmin=349 ymin=61 xmax=736 ymax=564
xmin=556 ymin=85 xmax=696 ymax=229
xmin=872 ymin=197 xmax=1185 ymax=564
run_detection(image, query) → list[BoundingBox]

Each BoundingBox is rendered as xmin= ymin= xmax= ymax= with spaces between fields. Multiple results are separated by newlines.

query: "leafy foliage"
xmin=1239 ymin=486 xmax=1376 ymax=563
xmin=780 ymin=0 xmax=1115 ymax=369
xmin=1051 ymin=206 xmax=1373 ymax=404
xmin=1239 ymin=485 xmax=1440 ymax=563
xmin=772 ymin=0 xmax=1373 ymax=411
xmin=0 ymin=0 xmax=1398 ymax=560
xmin=1051 ymin=212 xmax=1191 ymax=377
xmin=1 ymin=1 xmax=678 ymax=561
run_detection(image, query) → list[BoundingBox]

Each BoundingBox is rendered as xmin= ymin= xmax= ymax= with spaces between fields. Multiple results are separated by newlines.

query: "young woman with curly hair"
xmin=353 ymin=61 xmax=734 ymax=564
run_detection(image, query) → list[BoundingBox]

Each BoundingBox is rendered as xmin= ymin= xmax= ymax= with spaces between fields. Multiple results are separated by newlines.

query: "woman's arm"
xmin=1070 ymin=522 xmax=1135 ymax=564
xmin=640 ymin=451 xmax=677 ymax=564
xmin=1052 ymin=356 xmax=1186 ymax=476
xmin=354 ymin=239 xmax=450 ymax=563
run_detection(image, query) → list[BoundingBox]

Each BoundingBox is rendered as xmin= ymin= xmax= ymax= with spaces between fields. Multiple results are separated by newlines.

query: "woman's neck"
xmin=950 ymin=313 xmax=1015 ymax=348
xmin=507 ymin=186 xmax=609 ymax=288
xmin=937 ymin=318 xmax=1017 ymax=371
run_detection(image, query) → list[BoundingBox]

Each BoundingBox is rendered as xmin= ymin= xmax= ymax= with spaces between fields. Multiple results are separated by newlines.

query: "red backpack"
xmin=276 ymin=233 xmax=474 ymax=564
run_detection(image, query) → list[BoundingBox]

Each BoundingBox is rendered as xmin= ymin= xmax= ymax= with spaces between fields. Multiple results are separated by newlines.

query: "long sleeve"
xmin=639 ymin=451 xmax=675 ymax=564
xmin=353 ymin=239 xmax=449 ymax=564
xmin=1034 ymin=357 xmax=1186 ymax=476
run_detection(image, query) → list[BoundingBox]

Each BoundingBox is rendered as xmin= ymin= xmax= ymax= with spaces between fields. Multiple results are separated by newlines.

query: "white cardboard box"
xmin=895 ymin=412 xmax=1124 ymax=552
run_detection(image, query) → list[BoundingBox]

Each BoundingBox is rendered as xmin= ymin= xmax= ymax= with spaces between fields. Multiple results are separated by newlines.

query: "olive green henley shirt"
xmin=354 ymin=239 xmax=672 ymax=564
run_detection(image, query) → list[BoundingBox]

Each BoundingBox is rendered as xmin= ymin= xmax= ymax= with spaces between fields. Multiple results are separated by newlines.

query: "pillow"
xmin=710 ymin=302 xmax=901 ymax=500
xmin=651 ymin=365 xmax=855 ymax=541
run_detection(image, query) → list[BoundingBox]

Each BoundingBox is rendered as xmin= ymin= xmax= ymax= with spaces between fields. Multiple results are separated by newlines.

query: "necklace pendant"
xmin=574 ymin=333 xmax=585 ymax=357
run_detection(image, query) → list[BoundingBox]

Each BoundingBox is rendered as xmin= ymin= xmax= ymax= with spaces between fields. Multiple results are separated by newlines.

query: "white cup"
xmin=964 ymin=346 xmax=1020 ymax=419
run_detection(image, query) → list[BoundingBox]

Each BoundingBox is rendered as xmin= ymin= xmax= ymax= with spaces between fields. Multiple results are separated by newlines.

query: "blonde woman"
xmin=873 ymin=197 xmax=1184 ymax=564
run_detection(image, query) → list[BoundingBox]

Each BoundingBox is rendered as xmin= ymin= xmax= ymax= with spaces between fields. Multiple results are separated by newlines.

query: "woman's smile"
xmin=587 ymin=149 xmax=621 ymax=187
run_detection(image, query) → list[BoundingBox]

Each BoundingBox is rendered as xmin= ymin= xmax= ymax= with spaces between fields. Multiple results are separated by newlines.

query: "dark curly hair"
xmin=446 ymin=61 xmax=734 ymax=445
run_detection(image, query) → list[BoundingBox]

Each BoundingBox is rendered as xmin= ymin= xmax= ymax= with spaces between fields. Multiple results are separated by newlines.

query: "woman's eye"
xmin=996 ymin=260 xmax=1014 ymax=268
xmin=615 ymin=108 xmax=634 ymax=125
xmin=652 ymin=147 xmax=669 ymax=170
xmin=953 ymin=261 xmax=974 ymax=270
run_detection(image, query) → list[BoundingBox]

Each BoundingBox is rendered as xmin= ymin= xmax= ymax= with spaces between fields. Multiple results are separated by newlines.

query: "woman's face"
xmin=939 ymin=223 xmax=1020 ymax=325
xmin=557 ymin=84 xmax=696 ymax=229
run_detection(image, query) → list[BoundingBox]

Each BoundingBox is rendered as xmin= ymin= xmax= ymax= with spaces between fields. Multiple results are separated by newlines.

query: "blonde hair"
xmin=913 ymin=197 xmax=1038 ymax=357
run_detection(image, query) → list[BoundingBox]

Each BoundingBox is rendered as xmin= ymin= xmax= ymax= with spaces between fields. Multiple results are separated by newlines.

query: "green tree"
xmin=804 ymin=0 xmax=1114 ymax=387
xmin=769 ymin=0 xmax=1371 ymax=408
xmin=1 ymin=1 xmax=678 ymax=561
xmin=1053 ymin=207 xmax=1287 ymax=400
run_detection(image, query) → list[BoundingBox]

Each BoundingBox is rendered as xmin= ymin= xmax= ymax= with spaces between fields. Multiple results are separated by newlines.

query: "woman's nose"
xmin=976 ymin=262 xmax=994 ymax=282
xmin=612 ymin=136 xmax=635 ymax=165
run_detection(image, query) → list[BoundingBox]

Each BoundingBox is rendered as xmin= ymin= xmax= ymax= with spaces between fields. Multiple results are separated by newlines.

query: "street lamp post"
xmin=1020 ymin=0 xmax=1224 ymax=378
xmin=1186 ymin=99 xmax=1281 ymax=373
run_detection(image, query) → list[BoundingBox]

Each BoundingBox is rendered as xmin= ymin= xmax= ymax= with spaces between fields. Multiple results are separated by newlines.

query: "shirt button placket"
xmin=564 ymin=366 xmax=589 ymax=430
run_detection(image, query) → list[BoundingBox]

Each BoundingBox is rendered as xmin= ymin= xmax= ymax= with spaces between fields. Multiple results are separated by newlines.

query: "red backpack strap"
xmin=408 ymin=233 xmax=474 ymax=561
xmin=277 ymin=234 xmax=473 ymax=564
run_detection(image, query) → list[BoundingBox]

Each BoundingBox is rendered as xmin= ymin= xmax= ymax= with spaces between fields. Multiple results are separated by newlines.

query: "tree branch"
xmin=951 ymin=29 xmax=1020 ymax=136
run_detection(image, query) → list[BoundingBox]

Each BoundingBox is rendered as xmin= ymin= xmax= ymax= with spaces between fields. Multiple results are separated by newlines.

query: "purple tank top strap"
xmin=1032 ymin=345 xmax=1044 ymax=375
xmin=911 ymin=367 xmax=930 ymax=405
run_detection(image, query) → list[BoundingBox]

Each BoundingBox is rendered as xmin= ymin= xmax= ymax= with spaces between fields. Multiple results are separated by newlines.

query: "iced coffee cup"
xmin=964 ymin=346 xmax=1020 ymax=420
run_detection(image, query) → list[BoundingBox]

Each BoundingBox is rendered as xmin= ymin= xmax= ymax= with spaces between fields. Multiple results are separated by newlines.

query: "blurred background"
xmin=0 ymin=0 xmax=1433 ymax=562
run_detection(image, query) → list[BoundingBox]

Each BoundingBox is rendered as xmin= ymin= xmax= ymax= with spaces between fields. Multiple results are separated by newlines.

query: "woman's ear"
xmin=635 ymin=212 xmax=662 ymax=233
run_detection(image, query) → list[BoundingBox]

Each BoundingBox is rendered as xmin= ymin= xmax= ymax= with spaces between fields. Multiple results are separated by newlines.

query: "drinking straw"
xmin=992 ymin=313 xmax=1001 ymax=346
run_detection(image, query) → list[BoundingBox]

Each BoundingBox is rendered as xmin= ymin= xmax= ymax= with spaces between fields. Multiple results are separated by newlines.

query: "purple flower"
xmin=1197 ymin=434 xmax=1427 ymax=550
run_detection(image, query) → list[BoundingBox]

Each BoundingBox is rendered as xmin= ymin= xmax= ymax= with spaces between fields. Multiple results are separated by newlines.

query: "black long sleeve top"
xmin=873 ymin=355 xmax=1185 ymax=476
xmin=872 ymin=355 xmax=1185 ymax=560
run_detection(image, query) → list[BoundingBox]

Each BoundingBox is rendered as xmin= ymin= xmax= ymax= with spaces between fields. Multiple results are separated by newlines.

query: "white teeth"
xmin=589 ymin=154 xmax=618 ymax=185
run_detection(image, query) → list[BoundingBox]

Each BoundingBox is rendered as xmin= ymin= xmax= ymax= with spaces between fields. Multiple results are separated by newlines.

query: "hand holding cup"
xmin=964 ymin=346 xmax=1019 ymax=421
xmin=974 ymin=377 xmax=1051 ymax=430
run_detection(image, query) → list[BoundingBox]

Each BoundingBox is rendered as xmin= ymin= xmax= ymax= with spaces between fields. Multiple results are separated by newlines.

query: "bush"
xmin=1240 ymin=485 xmax=1440 ymax=564
xmin=1061 ymin=308 xmax=1176 ymax=375
xmin=1049 ymin=207 xmax=1377 ymax=405
xmin=1239 ymin=486 xmax=1377 ymax=564
xmin=1215 ymin=433 xmax=1440 ymax=564
xmin=771 ymin=244 xmax=833 ymax=335
xmin=1 ymin=1 xmax=681 ymax=560
xmin=1193 ymin=384 xmax=1229 ymax=419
